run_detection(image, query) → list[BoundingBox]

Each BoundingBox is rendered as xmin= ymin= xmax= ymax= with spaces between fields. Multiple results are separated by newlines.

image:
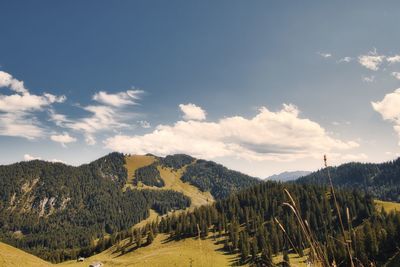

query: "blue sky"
xmin=1 ymin=1 xmax=400 ymax=176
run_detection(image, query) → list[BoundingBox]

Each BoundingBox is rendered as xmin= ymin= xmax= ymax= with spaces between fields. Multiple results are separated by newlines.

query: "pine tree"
xmin=283 ymin=250 xmax=290 ymax=267
xmin=135 ymin=229 xmax=142 ymax=248
xmin=147 ymin=229 xmax=154 ymax=245
xmin=251 ymin=239 xmax=258 ymax=262
xmin=239 ymin=232 xmax=249 ymax=263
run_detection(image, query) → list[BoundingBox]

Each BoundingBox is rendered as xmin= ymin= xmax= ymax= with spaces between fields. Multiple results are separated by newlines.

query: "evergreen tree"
xmin=147 ymin=229 xmax=154 ymax=245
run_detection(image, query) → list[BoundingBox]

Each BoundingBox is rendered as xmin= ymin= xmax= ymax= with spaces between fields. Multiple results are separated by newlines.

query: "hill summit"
xmin=0 ymin=152 xmax=259 ymax=262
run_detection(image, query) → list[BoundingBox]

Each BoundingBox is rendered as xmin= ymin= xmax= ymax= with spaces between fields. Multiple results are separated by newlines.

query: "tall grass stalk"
xmin=278 ymin=155 xmax=357 ymax=267
xmin=324 ymin=155 xmax=355 ymax=267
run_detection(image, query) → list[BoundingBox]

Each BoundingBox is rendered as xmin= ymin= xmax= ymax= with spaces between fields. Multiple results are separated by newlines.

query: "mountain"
xmin=267 ymin=170 xmax=311 ymax=182
xmin=154 ymin=180 xmax=400 ymax=266
xmin=1 ymin=162 xmax=400 ymax=266
xmin=296 ymin=157 xmax=400 ymax=202
xmin=0 ymin=152 xmax=259 ymax=262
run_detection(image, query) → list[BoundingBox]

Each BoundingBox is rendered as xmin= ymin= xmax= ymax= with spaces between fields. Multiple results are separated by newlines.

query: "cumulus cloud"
xmin=0 ymin=71 xmax=66 ymax=139
xmin=338 ymin=57 xmax=352 ymax=63
xmin=51 ymin=90 xmax=141 ymax=145
xmin=50 ymin=132 xmax=77 ymax=147
xmin=317 ymin=52 xmax=332 ymax=58
xmin=105 ymin=104 xmax=358 ymax=162
xmin=48 ymin=158 xmax=67 ymax=164
xmin=392 ymin=72 xmax=400 ymax=80
xmin=51 ymin=105 xmax=125 ymax=145
xmin=358 ymin=49 xmax=385 ymax=71
xmin=93 ymin=89 xmax=143 ymax=107
xmin=23 ymin=154 xmax=67 ymax=164
xmin=0 ymin=71 xmax=28 ymax=94
xmin=362 ymin=75 xmax=375 ymax=83
xmin=387 ymin=55 xmax=400 ymax=64
xmin=372 ymin=89 xmax=400 ymax=144
xmin=23 ymin=154 xmax=42 ymax=161
xmin=0 ymin=113 xmax=45 ymax=139
xmin=179 ymin=103 xmax=207 ymax=121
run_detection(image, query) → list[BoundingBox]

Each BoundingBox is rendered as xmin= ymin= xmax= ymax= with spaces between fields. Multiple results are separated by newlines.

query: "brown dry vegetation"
xmin=0 ymin=241 xmax=52 ymax=267
xmin=123 ymin=155 xmax=214 ymax=209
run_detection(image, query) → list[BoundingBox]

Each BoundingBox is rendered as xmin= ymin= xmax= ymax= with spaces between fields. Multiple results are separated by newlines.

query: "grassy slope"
xmin=157 ymin=165 xmax=214 ymax=209
xmin=375 ymin=199 xmax=400 ymax=213
xmin=272 ymin=250 xmax=309 ymax=267
xmin=0 ymin=241 xmax=52 ymax=267
xmin=123 ymin=155 xmax=156 ymax=191
xmin=131 ymin=209 xmax=159 ymax=230
xmin=123 ymin=155 xmax=214 ymax=210
xmin=59 ymin=234 xmax=236 ymax=267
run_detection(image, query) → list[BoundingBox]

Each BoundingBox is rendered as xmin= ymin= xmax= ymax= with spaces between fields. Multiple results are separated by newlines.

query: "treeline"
xmin=156 ymin=181 xmax=382 ymax=266
xmin=181 ymin=159 xmax=260 ymax=199
xmin=0 ymin=153 xmax=190 ymax=263
xmin=160 ymin=154 xmax=195 ymax=170
xmin=297 ymin=158 xmax=400 ymax=202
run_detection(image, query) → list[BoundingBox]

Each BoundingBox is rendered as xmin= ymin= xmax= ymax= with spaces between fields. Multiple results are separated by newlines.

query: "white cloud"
xmin=0 ymin=71 xmax=28 ymax=94
xmin=23 ymin=154 xmax=67 ymax=164
xmin=391 ymin=72 xmax=400 ymax=80
xmin=93 ymin=89 xmax=143 ymax=107
xmin=358 ymin=49 xmax=385 ymax=71
xmin=372 ymin=89 xmax=400 ymax=145
xmin=179 ymin=103 xmax=207 ymax=121
xmin=51 ymin=105 xmax=125 ymax=145
xmin=338 ymin=57 xmax=352 ymax=63
xmin=50 ymin=132 xmax=77 ymax=147
xmin=49 ymin=158 xmax=67 ymax=164
xmin=138 ymin=120 xmax=151 ymax=128
xmin=51 ymin=90 xmax=141 ymax=145
xmin=362 ymin=75 xmax=375 ymax=83
xmin=23 ymin=154 xmax=42 ymax=161
xmin=387 ymin=55 xmax=400 ymax=64
xmin=317 ymin=52 xmax=332 ymax=58
xmin=0 ymin=71 xmax=65 ymax=139
xmin=105 ymin=104 xmax=358 ymax=162
xmin=0 ymin=113 xmax=45 ymax=139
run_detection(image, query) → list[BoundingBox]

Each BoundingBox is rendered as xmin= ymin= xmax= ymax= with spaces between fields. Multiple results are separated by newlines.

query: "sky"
xmin=1 ymin=1 xmax=400 ymax=177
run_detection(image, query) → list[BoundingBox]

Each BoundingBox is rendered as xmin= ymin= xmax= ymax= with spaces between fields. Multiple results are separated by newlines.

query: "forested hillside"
xmin=181 ymin=159 xmax=260 ymax=199
xmin=0 ymin=153 xmax=259 ymax=262
xmin=296 ymin=158 xmax=400 ymax=202
xmin=152 ymin=181 xmax=399 ymax=266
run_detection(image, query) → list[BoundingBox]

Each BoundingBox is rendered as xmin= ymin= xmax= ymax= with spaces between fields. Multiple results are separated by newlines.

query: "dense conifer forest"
xmin=181 ymin=159 xmax=260 ymax=199
xmin=3 ymin=153 xmax=400 ymax=265
xmin=0 ymin=153 xmax=190 ymax=262
xmin=297 ymin=158 xmax=400 ymax=202
xmin=133 ymin=163 xmax=165 ymax=187
xmin=0 ymin=153 xmax=259 ymax=262
xmin=153 ymin=181 xmax=400 ymax=266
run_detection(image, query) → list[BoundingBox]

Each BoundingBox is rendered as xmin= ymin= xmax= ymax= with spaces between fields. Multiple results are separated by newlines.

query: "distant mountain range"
xmin=267 ymin=170 xmax=311 ymax=182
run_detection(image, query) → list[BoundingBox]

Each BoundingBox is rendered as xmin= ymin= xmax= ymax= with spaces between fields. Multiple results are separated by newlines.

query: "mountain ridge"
xmin=0 ymin=152 xmax=260 ymax=262
xmin=267 ymin=170 xmax=311 ymax=182
xmin=296 ymin=157 xmax=400 ymax=202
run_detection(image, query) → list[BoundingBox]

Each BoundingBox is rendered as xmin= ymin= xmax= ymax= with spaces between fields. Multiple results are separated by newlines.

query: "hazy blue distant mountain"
xmin=267 ymin=170 xmax=311 ymax=182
